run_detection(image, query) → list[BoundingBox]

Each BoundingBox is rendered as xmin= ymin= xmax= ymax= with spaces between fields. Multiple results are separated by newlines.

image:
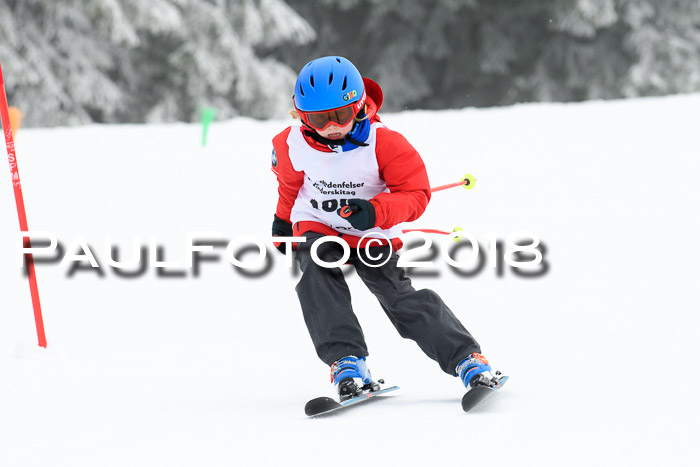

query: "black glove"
xmin=271 ymin=215 xmax=293 ymax=253
xmin=337 ymin=199 xmax=376 ymax=231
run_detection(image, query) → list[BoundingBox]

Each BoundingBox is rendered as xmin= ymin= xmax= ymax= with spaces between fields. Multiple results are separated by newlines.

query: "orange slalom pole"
xmin=9 ymin=106 xmax=22 ymax=133
xmin=0 ymin=60 xmax=47 ymax=348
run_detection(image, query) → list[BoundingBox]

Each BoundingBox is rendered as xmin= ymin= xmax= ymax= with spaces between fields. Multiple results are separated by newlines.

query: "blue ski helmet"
xmin=293 ymin=56 xmax=366 ymax=112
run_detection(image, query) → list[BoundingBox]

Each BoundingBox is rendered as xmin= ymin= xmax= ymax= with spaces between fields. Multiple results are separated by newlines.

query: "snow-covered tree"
xmin=120 ymin=0 xmax=316 ymax=123
xmin=280 ymin=0 xmax=700 ymax=110
xmin=618 ymin=0 xmax=700 ymax=97
xmin=511 ymin=0 xmax=634 ymax=103
xmin=0 ymin=0 xmax=133 ymax=126
xmin=0 ymin=0 xmax=315 ymax=126
xmin=2 ymin=0 xmax=699 ymax=126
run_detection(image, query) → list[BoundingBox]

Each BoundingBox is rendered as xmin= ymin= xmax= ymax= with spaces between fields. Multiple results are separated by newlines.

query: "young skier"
xmin=270 ymin=56 xmax=495 ymax=401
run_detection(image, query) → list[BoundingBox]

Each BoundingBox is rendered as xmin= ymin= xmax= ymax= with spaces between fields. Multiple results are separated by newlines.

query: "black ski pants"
xmin=295 ymin=233 xmax=481 ymax=375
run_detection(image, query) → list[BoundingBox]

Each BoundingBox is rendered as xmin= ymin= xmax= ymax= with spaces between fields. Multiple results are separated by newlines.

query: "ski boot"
xmin=456 ymin=352 xmax=497 ymax=388
xmin=330 ymin=356 xmax=378 ymax=402
xmin=457 ymin=352 xmax=508 ymax=411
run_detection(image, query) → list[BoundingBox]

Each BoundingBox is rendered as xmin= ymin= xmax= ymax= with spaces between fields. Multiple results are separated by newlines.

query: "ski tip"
xmin=304 ymin=385 xmax=400 ymax=417
xmin=461 ymin=375 xmax=509 ymax=412
xmin=461 ymin=386 xmax=493 ymax=412
xmin=305 ymin=396 xmax=341 ymax=416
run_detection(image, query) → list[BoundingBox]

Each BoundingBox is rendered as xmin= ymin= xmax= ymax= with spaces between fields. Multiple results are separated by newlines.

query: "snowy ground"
xmin=1 ymin=94 xmax=699 ymax=466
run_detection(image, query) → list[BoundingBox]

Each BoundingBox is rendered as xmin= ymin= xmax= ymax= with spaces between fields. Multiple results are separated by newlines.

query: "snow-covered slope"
xmin=1 ymin=95 xmax=699 ymax=466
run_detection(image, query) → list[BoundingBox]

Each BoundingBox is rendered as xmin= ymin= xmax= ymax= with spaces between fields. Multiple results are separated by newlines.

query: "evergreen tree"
xmin=511 ymin=0 xmax=635 ymax=103
xmin=2 ymin=0 xmax=699 ymax=126
xmin=279 ymin=0 xmax=700 ymax=110
xmin=0 ymin=0 xmax=133 ymax=126
xmin=120 ymin=0 xmax=316 ymax=123
xmin=0 ymin=0 xmax=315 ymax=126
xmin=618 ymin=0 xmax=700 ymax=97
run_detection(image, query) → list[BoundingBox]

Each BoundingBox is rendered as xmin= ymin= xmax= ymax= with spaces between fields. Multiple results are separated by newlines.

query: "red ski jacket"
xmin=271 ymin=78 xmax=431 ymax=250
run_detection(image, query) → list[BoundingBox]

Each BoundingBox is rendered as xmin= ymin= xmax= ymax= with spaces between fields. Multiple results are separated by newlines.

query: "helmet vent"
xmin=329 ymin=73 xmax=334 ymax=85
xmin=309 ymin=75 xmax=314 ymax=87
xmin=342 ymin=76 xmax=347 ymax=91
xmin=299 ymin=84 xmax=305 ymax=97
xmin=335 ymin=57 xmax=341 ymax=63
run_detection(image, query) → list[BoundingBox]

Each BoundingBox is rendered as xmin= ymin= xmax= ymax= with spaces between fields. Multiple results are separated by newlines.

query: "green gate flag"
xmin=201 ymin=108 xmax=216 ymax=146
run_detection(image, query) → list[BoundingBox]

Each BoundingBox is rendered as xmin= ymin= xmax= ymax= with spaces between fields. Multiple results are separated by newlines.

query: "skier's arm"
xmin=271 ymin=128 xmax=304 ymax=223
xmin=370 ymin=128 xmax=431 ymax=229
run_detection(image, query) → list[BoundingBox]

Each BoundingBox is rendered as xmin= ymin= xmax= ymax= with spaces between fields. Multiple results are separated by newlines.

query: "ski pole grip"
xmin=339 ymin=205 xmax=359 ymax=218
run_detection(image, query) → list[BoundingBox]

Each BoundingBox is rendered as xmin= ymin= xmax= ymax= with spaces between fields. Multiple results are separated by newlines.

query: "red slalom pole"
xmin=0 ymin=60 xmax=47 ymax=348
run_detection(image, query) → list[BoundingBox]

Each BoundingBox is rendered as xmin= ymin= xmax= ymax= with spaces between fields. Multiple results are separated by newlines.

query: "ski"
xmin=461 ymin=373 xmax=509 ymax=412
xmin=305 ymin=385 xmax=399 ymax=417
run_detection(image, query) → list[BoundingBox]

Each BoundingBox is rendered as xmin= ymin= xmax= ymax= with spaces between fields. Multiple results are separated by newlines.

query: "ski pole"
xmin=403 ymin=228 xmax=451 ymax=235
xmin=431 ymin=174 xmax=476 ymax=193
xmin=0 ymin=60 xmax=47 ymax=348
xmin=403 ymin=227 xmax=465 ymax=241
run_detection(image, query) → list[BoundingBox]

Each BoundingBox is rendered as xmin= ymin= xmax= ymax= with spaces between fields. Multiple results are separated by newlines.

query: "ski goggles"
xmin=296 ymin=91 xmax=367 ymax=131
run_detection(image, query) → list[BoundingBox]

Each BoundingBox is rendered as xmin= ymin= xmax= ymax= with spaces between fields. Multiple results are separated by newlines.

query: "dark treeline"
xmin=1 ymin=0 xmax=699 ymax=127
